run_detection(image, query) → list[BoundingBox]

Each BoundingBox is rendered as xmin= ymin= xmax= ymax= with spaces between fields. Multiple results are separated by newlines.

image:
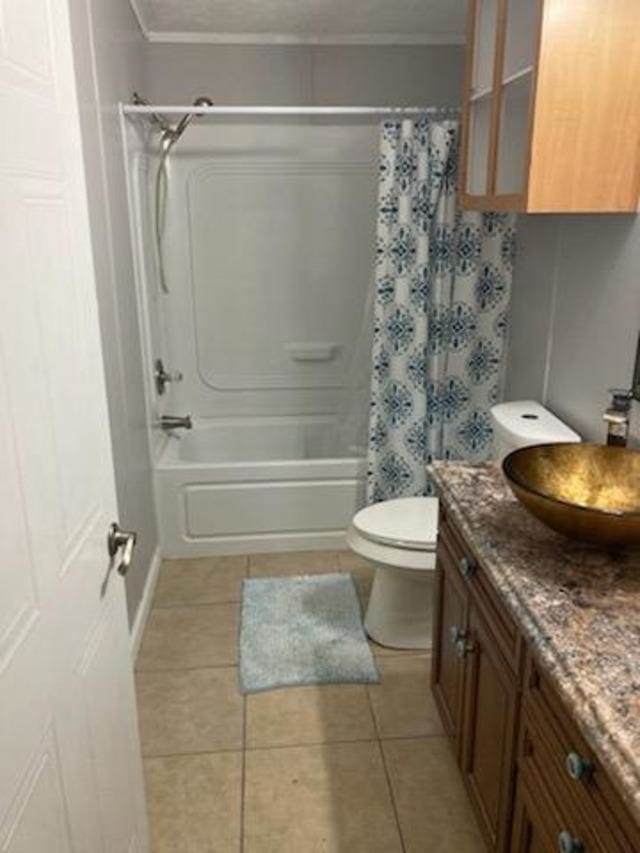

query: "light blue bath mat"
xmin=239 ymin=573 xmax=379 ymax=693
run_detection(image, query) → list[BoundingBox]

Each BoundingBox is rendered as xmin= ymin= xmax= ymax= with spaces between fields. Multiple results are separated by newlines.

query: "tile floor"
xmin=136 ymin=551 xmax=485 ymax=852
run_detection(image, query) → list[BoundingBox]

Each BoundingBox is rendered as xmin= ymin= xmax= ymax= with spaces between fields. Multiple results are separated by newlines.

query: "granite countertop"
xmin=430 ymin=461 xmax=640 ymax=823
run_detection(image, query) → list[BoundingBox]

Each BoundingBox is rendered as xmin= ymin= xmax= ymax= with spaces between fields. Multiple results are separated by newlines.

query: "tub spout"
xmin=157 ymin=415 xmax=193 ymax=431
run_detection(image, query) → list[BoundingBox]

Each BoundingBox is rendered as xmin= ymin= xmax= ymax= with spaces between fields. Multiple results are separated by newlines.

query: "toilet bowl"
xmin=347 ymin=496 xmax=439 ymax=649
xmin=350 ymin=401 xmax=581 ymax=649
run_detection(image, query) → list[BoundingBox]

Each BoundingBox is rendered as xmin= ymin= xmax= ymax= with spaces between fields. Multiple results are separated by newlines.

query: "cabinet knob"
xmin=455 ymin=637 xmax=475 ymax=658
xmin=459 ymin=557 xmax=477 ymax=579
xmin=450 ymin=625 xmax=465 ymax=645
xmin=557 ymin=830 xmax=584 ymax=853
xmin=566 ymin=751 xmax=592 ymax=782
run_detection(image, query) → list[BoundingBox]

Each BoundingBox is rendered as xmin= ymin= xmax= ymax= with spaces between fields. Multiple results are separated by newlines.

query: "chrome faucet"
xmin=603 ymin=388 xmax=633 ymax=446
xmin=157 ymin=415 xmax=193 ymax=431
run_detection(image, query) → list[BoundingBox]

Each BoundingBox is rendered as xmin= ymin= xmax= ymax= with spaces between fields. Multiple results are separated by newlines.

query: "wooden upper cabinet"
xmin=460 ymin=0 xmax=640 ymax=212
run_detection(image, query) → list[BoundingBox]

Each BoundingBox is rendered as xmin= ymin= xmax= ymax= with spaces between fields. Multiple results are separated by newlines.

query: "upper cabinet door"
xmin=494 ymin=0 xmax=538 ymax=197
xmin=464 ymin=0 xmax=499 ymax=198
xmin=460 ymin=0 xmax=640 ymax=213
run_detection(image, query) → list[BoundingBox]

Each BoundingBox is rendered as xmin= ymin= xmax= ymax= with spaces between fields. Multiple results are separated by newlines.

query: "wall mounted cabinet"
xmin=460 ymin=0 xmax=640 ymax=212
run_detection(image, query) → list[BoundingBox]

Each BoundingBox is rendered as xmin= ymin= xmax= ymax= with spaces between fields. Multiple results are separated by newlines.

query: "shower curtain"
xmin=367 ymin=117 xmax=516 ymax=502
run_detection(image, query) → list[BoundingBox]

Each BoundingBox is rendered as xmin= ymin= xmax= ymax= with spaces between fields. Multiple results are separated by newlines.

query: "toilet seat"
xmin=347 ymin=496 xmax=439 ymax=572
xmin=352 ymin=496 xmax=439 ymax=550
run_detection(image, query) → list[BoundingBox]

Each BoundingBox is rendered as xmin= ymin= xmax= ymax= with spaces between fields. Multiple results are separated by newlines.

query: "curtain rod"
xmin=122 ymin=104 xmax=459 ymax=118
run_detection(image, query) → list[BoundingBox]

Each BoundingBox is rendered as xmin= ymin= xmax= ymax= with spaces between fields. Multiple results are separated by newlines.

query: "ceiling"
xmin=130 ymin=0 xmax=467 ymax=44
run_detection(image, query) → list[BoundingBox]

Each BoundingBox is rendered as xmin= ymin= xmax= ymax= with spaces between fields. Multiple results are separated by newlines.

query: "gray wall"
xmin=69 ymin=0 xmax=158 ymax=627
xmin=143 ymin=44 xmax=464 ymax=105
xmin=506 ymin=215 xmax=640 ymax=441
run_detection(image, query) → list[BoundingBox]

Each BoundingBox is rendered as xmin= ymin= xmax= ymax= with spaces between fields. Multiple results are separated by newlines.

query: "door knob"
xmin=107 ymin=523 xmax=137 ymax=576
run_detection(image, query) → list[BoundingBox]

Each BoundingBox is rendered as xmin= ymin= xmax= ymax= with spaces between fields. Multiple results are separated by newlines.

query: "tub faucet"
xmin=603 ymin=388 xmax=633 ymax=446
xmin=157 ymin=415 xmax=193 ymax=431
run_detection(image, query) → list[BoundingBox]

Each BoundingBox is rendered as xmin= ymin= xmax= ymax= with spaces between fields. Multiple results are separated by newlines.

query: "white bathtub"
xmin=155 ymin=417 xmax=367 ymax=557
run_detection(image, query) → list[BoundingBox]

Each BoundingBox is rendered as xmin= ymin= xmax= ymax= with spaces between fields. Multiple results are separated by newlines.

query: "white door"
xmin=0 ymin=1 xmax=148 ymax=852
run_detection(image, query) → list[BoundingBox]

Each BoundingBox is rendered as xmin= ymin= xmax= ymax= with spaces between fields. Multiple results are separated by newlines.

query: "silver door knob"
xmin=107 ymin=523 xmax=137 ymax=576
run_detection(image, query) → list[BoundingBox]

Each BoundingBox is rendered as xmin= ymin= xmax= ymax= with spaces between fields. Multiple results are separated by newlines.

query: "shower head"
xmin=162 ymin=95 xmax=214 ymax=148
xmin=193 ymin=95 xmax=214 ymax=114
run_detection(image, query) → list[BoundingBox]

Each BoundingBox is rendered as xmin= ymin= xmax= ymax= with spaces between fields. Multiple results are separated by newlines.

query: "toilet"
xmin=348 ymin=401 xmax=581 ymax=649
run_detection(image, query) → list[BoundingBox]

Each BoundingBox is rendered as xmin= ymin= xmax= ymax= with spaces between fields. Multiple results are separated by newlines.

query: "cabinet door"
xmin=461 ymin=603 xmax=519 ymax=851
xmin=511 ymin=774 xmax=556 ymax=853
xmin=463 ymin=0 xmax=500 ymax=197
xmin=431 ymin=539 xmax=468 ymax=749
xmin=494 ymin=0 xmax=540 ymax=198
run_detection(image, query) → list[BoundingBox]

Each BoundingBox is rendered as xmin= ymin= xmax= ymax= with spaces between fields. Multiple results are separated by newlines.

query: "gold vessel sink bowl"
xmin=502 ymin=443 xmax=640 ymax=549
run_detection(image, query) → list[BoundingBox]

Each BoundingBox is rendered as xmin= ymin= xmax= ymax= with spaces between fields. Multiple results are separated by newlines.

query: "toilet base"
xmin=364 ymin=564 xmax=434 ymax=650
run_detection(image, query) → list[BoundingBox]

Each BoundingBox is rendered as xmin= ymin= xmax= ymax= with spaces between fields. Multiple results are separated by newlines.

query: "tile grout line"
xmin=366 ymin=685 xmax=407 ymax=853
xmin=148 ymin=600 xmax=242 ymax=611
xmin=136 ymin=662 xmax=239 ymax=674
xmin=239 ymin=691 xmax=247 ymax=853
xmin=141 ymin=732 xmax=439 ymax=762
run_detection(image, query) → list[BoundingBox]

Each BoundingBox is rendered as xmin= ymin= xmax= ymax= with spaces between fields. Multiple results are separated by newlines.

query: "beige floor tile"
xmin=246 ymin=683 xmax=375 ymax=748
xmin=145 ymin=752 xmax=242 ymax=853
xmin=136 ymin=668 xmax=243 ymax=756
xmin=243 ymin=741 xmax=403 ymax=853
xmin=382 ymin=737 xmax=485 ymax=852
xmin=137 ymin=604 xmax=239 ymax=670
xmin=248 ymin=550 xmax=340 ymax=577
xmin=368 ymin=656 xmax=444 ymax=739
xmin=153 ymin=556 xmax=248 ymax=607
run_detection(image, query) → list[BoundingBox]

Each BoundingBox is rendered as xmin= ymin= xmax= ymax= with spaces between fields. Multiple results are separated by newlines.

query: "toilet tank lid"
xmin=491 ymin=401 xmax=581 ymax=445
xmin=352 ymin=497 xmax=439 ymax=551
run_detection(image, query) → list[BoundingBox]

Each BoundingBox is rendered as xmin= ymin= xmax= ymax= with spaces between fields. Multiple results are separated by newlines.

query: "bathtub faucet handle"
xmin=157 ymin=415 xmax=192 ymax=431
xmin=154 ymin=358 xmax=184 ymax=395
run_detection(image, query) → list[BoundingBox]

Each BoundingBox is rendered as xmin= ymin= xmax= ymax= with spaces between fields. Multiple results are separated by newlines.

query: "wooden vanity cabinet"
xmin=432 ymin=506 xmax=640 ymax=853
xmin=431 ymin=529 xmax=468 ymax=750
xmin=432 ymin=513 xmax=521 ymax=850
xmin=460 ymin=0 xmax=640 ymax=212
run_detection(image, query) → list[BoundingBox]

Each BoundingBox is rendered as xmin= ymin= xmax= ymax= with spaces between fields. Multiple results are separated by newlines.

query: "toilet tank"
xmin=490 ymin=401 xmax=581 ymax=462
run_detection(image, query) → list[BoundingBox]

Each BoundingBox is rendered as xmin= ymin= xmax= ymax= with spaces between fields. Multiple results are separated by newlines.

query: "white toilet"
xmin=348 ymin=401 xmax=581 ymax=649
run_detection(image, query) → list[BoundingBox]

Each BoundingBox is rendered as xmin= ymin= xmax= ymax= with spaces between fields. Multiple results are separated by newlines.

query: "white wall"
xmin=506 ymin=215 xmax=640 ymax=441
xmin=143 ymin=44 xmax=464 ymax=106
xmin=68 ymin=0 xmax=158 ymax=625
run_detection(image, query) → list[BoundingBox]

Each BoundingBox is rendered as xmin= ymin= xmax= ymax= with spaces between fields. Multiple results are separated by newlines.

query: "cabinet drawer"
xmin=522 ymin=656 xmax=640 ymax=852
xmin=513 ymin=757 xmax=610 ymax=853
xmin=439 ymin=512 xmax=522 ymax=672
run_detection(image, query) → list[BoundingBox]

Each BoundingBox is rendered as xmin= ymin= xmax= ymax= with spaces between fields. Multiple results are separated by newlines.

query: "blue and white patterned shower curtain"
xmin=367 ymin=118 xmax=516 ymax=502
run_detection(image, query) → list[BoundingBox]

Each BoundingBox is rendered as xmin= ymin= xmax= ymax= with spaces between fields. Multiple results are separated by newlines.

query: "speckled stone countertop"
xmin=430 ymin=461 xmax=640 ymax=824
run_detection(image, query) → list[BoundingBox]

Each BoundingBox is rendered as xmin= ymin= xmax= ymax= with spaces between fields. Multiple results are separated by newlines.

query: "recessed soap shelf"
xmin=285 ymin=343 xmax=340 ymax=362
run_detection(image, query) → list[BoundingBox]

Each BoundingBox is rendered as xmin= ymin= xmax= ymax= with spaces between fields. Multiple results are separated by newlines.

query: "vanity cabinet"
xmin=460 ymin=0 xmax=640 ymax=212
xmin=432 ymin=506 xmax=640 ymax=852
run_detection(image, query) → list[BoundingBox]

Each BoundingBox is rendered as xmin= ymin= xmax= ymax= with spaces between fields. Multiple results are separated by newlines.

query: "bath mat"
xmin=239 ymin=573 xmax=379 ymax=693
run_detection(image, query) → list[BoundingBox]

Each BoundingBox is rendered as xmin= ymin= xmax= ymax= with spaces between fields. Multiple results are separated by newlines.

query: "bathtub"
xmin=155 ymin=417 xmax=367 ymax=557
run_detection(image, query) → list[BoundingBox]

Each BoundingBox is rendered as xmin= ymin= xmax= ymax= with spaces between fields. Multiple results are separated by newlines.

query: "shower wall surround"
xmin=157 ymin=121 xmax=378 ymax=419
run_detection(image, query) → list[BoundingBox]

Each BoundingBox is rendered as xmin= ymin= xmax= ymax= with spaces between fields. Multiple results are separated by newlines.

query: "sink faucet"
xmin=603 ymin=388 xmax=633 ymax=446
xmin=157 ymin=415 xmax=193 ymax=431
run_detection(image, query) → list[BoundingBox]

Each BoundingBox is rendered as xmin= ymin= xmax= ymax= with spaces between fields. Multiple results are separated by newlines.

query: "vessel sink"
xmin=502 ymin=443 xmax=640 ymax=548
